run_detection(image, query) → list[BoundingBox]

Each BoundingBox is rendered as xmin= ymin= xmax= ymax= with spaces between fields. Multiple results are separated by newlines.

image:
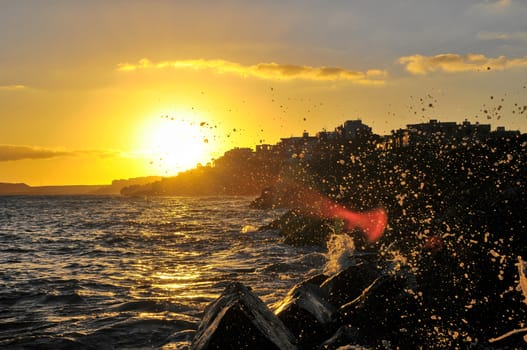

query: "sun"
xmin=137 ymin=114 xmax=218 ymax=175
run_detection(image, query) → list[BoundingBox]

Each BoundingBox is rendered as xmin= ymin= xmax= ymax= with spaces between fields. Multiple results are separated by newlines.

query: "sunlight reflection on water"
xmin=0 ymin=195 xmax=324 ymax=348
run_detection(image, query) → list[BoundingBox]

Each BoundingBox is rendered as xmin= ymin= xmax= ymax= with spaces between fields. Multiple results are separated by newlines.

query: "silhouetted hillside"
xmin=121 ymin=148 xmax=282 ymax=196
xmin=92 ymin=176 xmax=163 ymax=195
xmin=121 ymin=119 xmax=525 ymax=201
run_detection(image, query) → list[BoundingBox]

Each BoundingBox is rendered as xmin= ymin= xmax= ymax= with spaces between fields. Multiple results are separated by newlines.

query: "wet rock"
xmin=316 ymin=325 xmax=360 ymax=350
xmin=250 ymin=184 xmax=306 ymax=210
xmin=249 ymin=187 xmax=276 ymax=209
xmin=302 ymin=273 xmax=330 ymax=287
xmin=320 ymin=260 xmax=380 ymax=307
xmin=191 ymin=282 xmax=297 ymax=350
xmin=275 ymin=278 xmax=336 ymax=347
xmin=334 ymin=269 xmax=420 ymax=348
xmin=282 ymin=219 xmax=335 ymax=246
xmin=261 ymin=209 xmax=338 ymax=246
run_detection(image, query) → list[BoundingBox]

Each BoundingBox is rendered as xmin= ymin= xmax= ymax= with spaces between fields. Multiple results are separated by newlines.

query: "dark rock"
xmin=275 ymin=278 xmax=336 ymax=347
xmin=250 ymin=187 xmax=276 ymax=209
xmin=302 ymin=273 xmax=329 ymax=287
xmin=191 ymin=282 xmax=297 ymax=350
xmin=250 ymin=183 xmax=307 ymax=210
xmin=316 ymin=325 xmax=360 ymax=350
xmin=334 ymin=269 xmax=421 ymax=348
xmin=320 ymin=260 xmax=380 ymax=307
xmin=261 ymin=209 xmax=338 ymax=247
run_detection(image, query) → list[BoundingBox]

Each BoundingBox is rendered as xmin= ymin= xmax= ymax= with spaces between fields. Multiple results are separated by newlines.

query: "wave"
xmin=1 ymin=196 xmax=316 ymax=348
xmin=258 ymin=252 xmax=327 ymax=273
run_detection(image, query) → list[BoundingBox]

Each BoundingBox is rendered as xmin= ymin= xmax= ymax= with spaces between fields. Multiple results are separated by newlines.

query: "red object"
xmin=333 ymin=207 xmax=388 ymax=242
xmin=281 ymin=183 xmax=388 ymax=242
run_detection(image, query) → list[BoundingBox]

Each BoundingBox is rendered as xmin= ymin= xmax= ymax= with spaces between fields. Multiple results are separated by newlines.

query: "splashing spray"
xmin=324 ymin=233 xmax=356 ymax=275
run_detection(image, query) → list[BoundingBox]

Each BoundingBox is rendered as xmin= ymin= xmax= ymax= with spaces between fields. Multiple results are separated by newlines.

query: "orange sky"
xmin=1 ymin=1 xmax=526 ymax=185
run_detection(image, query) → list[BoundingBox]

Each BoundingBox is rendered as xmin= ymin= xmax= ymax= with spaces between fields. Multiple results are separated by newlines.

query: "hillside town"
xmin=120 ymin=118 xmax=524 ymax=197
xmin=252 ymin=118 xmax=520 ymax=160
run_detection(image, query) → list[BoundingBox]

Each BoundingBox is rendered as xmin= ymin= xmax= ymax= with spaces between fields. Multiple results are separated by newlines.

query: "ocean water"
xmin=0 ymin=196 xmax=326 ymax=349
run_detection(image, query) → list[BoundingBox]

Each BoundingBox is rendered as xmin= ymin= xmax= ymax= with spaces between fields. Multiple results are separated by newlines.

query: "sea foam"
xmin=324 ymin=233 xmax=355 ymax=275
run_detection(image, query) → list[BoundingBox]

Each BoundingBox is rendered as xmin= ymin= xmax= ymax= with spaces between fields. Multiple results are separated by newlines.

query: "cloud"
xmin=78 ymin=149 xmax=124 ymax=159
xmin=0 ymin=145 xmax=73 ymax=161
xmin=0 ymin=84 xmax=28 ymax=91
xmin=477 ymin=31 xmax=527 ymax=42
xmin=398 ymin=53 xmax=527 ymax=75
xmin=117 ymin=58 xmax=386 ymax=85
xmin=491 ymin=0 xmax=511 ymax=8
xmin=0 ymin=145 xmax=123 ymax=162
xmin=472 ymin=0 xmax=512 ymax=13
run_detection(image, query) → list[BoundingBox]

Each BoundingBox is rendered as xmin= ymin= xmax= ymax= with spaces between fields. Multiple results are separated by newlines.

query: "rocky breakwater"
xmin=191 ymin=248 xmax=425 ymax=349
xmin=191 ymin=225 xmax=527 ymax=349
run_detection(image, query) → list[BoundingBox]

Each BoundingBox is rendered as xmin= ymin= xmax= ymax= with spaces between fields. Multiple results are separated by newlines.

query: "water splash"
xmin=323 ymin=233 xmax=355 ymax=275
xmin=276 ymin=181 xmax=388 ymax=242
xmin=518 ymin=256 xmax=527 ymax=305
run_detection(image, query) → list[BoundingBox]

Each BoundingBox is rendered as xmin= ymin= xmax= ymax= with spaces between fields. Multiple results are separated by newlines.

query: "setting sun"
xmin=137 ymin=114 xmax=219 ymax=175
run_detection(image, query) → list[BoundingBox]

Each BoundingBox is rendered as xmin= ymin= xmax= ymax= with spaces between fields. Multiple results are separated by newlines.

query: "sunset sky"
xmin=1 ymin=0 xmax=526 ymax=185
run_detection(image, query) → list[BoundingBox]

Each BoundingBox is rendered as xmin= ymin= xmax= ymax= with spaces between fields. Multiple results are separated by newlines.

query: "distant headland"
xmin=0 ymin=177 xmax=162 ymax=196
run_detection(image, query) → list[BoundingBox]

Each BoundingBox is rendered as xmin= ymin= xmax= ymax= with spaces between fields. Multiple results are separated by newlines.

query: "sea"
xmin=0 ymin=195 xmax=327 ymax=349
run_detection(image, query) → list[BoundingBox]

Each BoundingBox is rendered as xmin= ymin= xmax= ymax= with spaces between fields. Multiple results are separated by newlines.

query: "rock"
xmin=250 ymin=184 xmax=305 ymax=209
xmin=249 ymin=187 xmax=276 ymax=209
xmin=261 ymin=209 xmax=338 ymax=247
xmin=191 ymin=282 xmax=298 ymax=350
xmin=275 ymin=278 xmax=336 ymax=347
xmin=283 ymin=219 xmax=335 ymax=246
xmin=302 ymin=273 xmax=330 ymax=287
xmin=334 ymin=269 xmax=420 ymax=348
xmin=316 ymin=325 xmax=360 ymax=350
xmin=320 ymin=260 xmax=380 ymax=307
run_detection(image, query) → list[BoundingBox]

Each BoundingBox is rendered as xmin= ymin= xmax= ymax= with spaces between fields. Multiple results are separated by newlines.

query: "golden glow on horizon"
xmin=136 ymin=112 xmax=219 ymax=175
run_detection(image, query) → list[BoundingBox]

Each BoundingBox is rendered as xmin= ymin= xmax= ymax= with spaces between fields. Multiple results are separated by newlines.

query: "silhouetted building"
xmin=377 ymin=129 xmax=410 ymax=150
xmin=403 ymin=119 xmax=492 ymax=145
xmin=277 ymin=131 xmax=317 ymax=160
xmin=256 ymin=144 xmax=273 ymax=153
xmin=459 ymin=120 xmax=491 ymax=138
xmin=316 ymin=129 xmax=338 ymax=141
xmin=407 ymin=119 xmax=457 ymax=135
xmin=338 ymin=120 xmax=373 ymax=140
xmin=408 ymin=119 xmax=491 ymax=140
xmin=491 ymin=126 xmax=520 ymax=139
xmin=379 ymin=119 xmax=522 ymax=149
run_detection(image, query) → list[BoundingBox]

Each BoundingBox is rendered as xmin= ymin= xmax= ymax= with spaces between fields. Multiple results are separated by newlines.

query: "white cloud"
xmin=472 ymin=0 xmax=512 ymax=13
xmin=477 ymin=31 xmax=527 ymax=41
xmin=117 ymin=58 xmax=387 ymax=85
xmin=399 ymin=53 xmax=527 ymax=75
